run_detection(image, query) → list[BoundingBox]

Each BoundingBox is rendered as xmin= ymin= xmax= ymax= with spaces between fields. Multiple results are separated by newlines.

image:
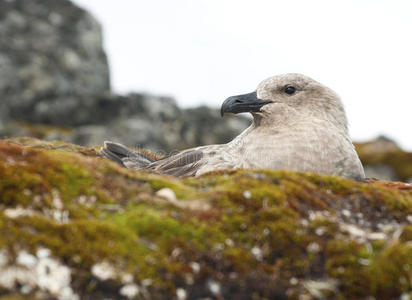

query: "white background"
xmin=73 ymin=0 xmax=412 ymax=149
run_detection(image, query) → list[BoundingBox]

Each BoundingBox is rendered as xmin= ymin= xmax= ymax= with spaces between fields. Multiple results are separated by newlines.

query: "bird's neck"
xmin=251 ymin=108 xmax=303 ymax=129
xmin=250 ymin=110 xmax=349 ymax=138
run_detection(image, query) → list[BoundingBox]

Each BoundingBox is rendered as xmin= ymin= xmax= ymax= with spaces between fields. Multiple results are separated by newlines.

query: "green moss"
xmin=137 ymin=173 xmax=199 ymax=200
xmin=0 ymin=295 xmax=38 ymax=300
xmin=1 ymin=138 xmax=412 ymax=299
xmin=401 ymin=225 xmax=412 ymax=242
xmin=367 ymin=244 xmax=412 ymax=296
xmin=1 ymin=216 xmax=136 ymax=266
xmin=109 ymin=203 xmax=218 ymax=251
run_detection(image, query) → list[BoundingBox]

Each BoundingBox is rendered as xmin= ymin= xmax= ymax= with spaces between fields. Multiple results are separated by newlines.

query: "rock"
xmin=0 ymin=0 xmax=250 ymax=150
xmin=68 ymin=102 xmax=249 ymax=151
xmin=156 ymin=188 xmax=177 ymax=202
xmin=358 ymin=135 xmax=400 ymax=154
xmin=364 ymin=164 xmax=398 ymax=181
xmin=0 ymin=96 xmax=250 ymax=152
xmin=356 ymin=136 xmax=412 ymax=182
xmin=0 ymin=0 xmax=110 ymax=124
xmin=1 ymin=137 xmax=412 ymax=299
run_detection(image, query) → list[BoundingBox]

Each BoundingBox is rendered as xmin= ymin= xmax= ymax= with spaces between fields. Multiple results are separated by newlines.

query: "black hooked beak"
xmin=220 ymin=91 xmax=272 ymax=117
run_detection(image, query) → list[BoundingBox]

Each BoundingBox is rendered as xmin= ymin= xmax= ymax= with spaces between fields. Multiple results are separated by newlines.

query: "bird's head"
xmin=221 ymin=73 xmax=348 ymax=131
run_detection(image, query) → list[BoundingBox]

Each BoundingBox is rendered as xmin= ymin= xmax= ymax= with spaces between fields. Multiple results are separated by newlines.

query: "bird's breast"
xmin=235 ymin=124 xmax=360 ymax=177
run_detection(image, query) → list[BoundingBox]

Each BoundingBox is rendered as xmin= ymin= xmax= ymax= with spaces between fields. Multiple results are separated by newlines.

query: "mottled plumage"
xmin=102 ymin=73 xmax=365 ymax=180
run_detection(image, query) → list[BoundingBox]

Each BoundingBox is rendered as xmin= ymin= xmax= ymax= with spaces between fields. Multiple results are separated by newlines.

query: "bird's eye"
xmin=284 ymin=85 xmax=296 ymax=95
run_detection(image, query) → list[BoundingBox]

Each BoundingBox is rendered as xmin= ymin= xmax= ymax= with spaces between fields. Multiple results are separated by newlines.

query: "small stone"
xmin=16 ymin=250 xmax=37 ymax=267
xmin=36 ymin=248 xmax=51 ymax=259
xmin=91 ymin=261 xmax=116 ymax=281
xmin=176 ymin=288 xmax=187 ymax=300
xmin=141 ymin=278 xmax=153 ymax=286
xmin=243 ymin=190 xmax=251 ymax=199
xmin=52 ymin=189 xmax=63 ymax=209
xmin=189 ymin=262 xmax=200 ymax=274
xmin=171 ymin=248 xmax=182 ymax=258
xmin=208 ymin=280 xmax=221 ymax=295
xmin=307 ymin=242 xmax=321 ymax=254
xmin=156 ymin=188 xmax=177 ymax=202
xmin=358 ymin=258 xmax=370 ymax=266
xmin=4 ymin=207 xmax=34 ymax=219
xmin=121 ymin=273 xmax=134 ymax=284
xmin=240 ymin=223 xmax=247 ymax=230
xmin=315 ymin=227 xmax=327 ymax=236
xmin=251 ymin=247 xmax=263 ymax=261
xmin=225 ymin=239 xmax=234 ymax=247
xmin=304 ymin=280 xmax=337 ymax=299
xmin=342 ymin=224 xmax=365 ymax=239
xmin=184 ymin=273 xmax=194 ymax=285
xmin=20 ymin=284 xmax=32 ymax=294
xmin=368 ymin=232 xmax=386 ymax=240
xmin=262 ymin=198 xmax=269 ymax=209
xmin=400 ymin=292 xmax=411 ymax=300
xmin=120 ymin=284 xmax=139 ymax=299
xmin=0 ymin=250 xmax=9 ymax=267
xmin=23 ymin=189 xmax=32 ymax=196
xmin=78 ymin=195 xmax=87 ymax=204
xmin=213 ymin=243 xmax=224 ymax=251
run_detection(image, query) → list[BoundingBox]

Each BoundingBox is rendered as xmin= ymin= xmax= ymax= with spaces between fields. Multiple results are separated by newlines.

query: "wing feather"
xmin=102 ymin=141 xmax=154 ymax=168
xmin=146 ymin=149 xmax=204 ymax=177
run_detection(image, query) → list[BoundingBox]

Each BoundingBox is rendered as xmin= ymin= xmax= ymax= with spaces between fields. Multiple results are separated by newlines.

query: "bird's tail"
xmin=101 ymin=141 xmax=154 ymax=169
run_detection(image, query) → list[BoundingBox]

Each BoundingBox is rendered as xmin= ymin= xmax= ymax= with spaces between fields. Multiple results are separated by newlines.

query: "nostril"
xmin=234 ymin=99 xmax=242 ymax=103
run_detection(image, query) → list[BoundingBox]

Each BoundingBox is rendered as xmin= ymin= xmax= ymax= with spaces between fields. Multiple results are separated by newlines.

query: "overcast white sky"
xmin=73 ymin=0 xmax=412 ymax=149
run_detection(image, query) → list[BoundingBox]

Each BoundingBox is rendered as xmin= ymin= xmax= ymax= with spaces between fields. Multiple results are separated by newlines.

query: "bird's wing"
xmin=102 ymin=141 xmax=154 ymax=168
xmin=102 ymin=141 xmax=227 ymax=177
xmin=146 ymin=148 xmax=205 ymax=177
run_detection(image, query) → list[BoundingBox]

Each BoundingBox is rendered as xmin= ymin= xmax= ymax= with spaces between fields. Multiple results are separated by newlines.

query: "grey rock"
xmin=71 ymin=103 xmax=250 ymax=152
xmin=0 ymin=0 xmax=110 ymax=123
xmin=0 ymin=0 xmax=252 ymax=151
xmin=364 ymin=164 xmax=398 ymax=181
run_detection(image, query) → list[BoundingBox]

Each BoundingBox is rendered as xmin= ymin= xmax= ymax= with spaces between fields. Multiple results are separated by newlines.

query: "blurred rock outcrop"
xmin=0 ymin=0 xmax=110 ymax=125
xmin=0 ymin=94 xmax=249 ymax=152
xmin=356 ymin=136 xmax=412 ymax=182
xmin=0 ymin=0 xmax=249 ymax=152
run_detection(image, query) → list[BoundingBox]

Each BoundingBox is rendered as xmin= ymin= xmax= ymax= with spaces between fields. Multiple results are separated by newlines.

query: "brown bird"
xmin=102 ymin=73 xmax=365 ymax=180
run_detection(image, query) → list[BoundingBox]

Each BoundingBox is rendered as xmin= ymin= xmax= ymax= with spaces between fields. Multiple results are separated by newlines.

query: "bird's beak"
xmin=220 ymin=91 xmax=272 ymax=117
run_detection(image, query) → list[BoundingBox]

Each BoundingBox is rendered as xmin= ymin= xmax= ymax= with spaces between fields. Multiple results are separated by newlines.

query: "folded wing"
xmin=102 ymin=141 xmax=206 ymax=177
xmin=146 ymin=149 xmax=204 ymax=177
xmin=101 ymin=141 xmax=154 ymax=169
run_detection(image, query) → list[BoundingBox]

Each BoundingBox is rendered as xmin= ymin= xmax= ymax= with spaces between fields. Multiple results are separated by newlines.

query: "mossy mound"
xmin=356 ymin=138 xmax=412 ymax=182
xmin=1 ymin=138 xmax=412 ymax=299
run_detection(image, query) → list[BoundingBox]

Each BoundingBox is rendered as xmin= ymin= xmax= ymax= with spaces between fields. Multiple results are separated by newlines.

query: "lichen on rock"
xmin=1 ymin=137 xmax=412 ymax=299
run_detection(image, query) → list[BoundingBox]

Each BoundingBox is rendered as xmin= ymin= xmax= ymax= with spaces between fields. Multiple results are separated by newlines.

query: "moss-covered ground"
xmin=1 ymin=137 xmax=412 ymax=299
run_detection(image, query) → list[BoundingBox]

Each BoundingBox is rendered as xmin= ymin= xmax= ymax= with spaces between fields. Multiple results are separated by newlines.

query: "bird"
xmin=101 ymin=73 xmax=365 ymax=180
